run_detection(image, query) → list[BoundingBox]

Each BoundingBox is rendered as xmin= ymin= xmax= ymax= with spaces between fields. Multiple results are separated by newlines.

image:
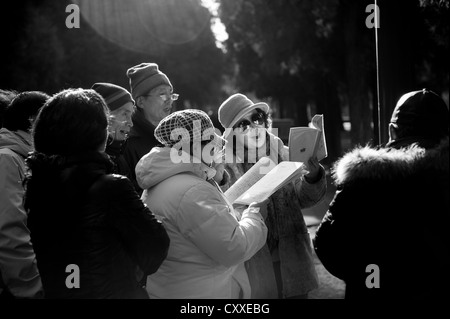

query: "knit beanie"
xmin=91 ymin=83 xmax=134 ymax=111
xmin=126 ymin=63 xmax=173 ymax=100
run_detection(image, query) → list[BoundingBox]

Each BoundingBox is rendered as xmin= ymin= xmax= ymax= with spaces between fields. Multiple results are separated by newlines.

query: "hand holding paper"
xmin=224 ymin=158 xmax=307 ymax=206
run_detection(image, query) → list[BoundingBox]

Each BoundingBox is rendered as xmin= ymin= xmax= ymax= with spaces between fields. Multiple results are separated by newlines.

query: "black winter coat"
xmin=314 ymin=137 xmax=449 ymax=299
xmin=122 ymin=109 xmax=162 ymax=195
xmin=105 ymin=136 xmax=131 ymax=178
xmin=25 ymin=151 xmax=170 ymax=299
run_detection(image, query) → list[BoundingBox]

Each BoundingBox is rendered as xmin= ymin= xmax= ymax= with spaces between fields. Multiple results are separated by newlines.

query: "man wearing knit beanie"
xmin=91 ymin=82 xmax=135 ymax=177
xmin=123 ymin=62 xmax=177 ymax=194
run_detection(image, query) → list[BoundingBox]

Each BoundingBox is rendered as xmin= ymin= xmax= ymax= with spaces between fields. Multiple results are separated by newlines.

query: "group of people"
xmin=0 ymin=60 xmax=448 ymax=299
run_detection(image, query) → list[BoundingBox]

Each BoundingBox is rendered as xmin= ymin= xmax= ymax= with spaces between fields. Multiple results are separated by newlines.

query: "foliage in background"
xmin=0 ymin=0 xmax=228 ymax=111
xmin=0 ymin=0 xmax=447 ymax=157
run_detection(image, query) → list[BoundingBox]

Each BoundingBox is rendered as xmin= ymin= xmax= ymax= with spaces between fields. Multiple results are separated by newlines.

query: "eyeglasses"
xmin=234 ymin=111 xmax=267 ymax=133
xmin=144 ymin=93 xmax=179 ymax=102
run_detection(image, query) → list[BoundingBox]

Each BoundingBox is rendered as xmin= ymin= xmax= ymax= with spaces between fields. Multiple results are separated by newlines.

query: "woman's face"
xmin=108 ymin=102 xmax=134 ymax=141
xmin=234 ymin=109 xmax=268 ymax=150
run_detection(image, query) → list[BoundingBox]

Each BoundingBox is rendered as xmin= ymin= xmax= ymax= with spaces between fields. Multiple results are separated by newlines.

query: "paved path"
xmin=303 ymin=172 xmax=346 ymax=299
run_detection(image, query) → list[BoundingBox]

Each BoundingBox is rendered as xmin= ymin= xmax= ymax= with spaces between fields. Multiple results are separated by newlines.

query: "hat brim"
xmin=223 ymin=102 xmax=269 ymax=139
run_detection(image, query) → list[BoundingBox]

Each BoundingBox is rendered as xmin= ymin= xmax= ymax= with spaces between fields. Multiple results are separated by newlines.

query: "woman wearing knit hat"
xmin=123 ymin=62 xmax=177 ymax=194
xmin=91 ymin=82 xmax=134 ymax=177
xmin=135 ymin=109 xmax=268 ymax=299
xmin=217 ymin=93 xmax=326 ymax=299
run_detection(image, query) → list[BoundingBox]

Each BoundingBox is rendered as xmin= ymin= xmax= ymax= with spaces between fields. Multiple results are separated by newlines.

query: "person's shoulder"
xmin=0 ymin=147 xmax=24 ymax=165
xmin=164 ymin=174 xmax=219 ymax=203
xmin=0 ymin=147 xmax=16 ymax=157
xmin=90 ymin=173 xmax=135 ymax=196
xmin=415 ymin=137 xmax=449 ymax=173
xmin=333 ymin=145 xmax=424 ymax=186
xmin=165 ymin=172 xmax=211 ymax=193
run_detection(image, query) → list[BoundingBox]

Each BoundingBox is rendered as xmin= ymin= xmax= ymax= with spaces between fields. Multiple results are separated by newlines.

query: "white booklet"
xmin=224 ymin=157 xmax=306 ymax=205
xmin=288 ymin=114 xmax=328 ymax=163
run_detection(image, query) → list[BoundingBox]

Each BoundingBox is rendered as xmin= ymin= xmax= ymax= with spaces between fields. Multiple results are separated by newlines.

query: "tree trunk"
xmin=377 ymin=0 xmax=416 ymax=144
xmin=344 ymin=1 xmax=373 ymax=146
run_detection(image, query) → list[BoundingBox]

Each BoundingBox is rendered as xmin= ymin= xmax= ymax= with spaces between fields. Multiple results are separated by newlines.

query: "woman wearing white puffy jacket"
xmin=136 ymin=109 xmax=268 ymax=299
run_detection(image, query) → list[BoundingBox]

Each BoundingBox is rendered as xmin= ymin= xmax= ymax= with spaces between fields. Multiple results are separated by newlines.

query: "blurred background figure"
xmin=24 ymin=88 xmax=169 ymax=299
xmin=91 ymin=82 xmax=134 ymax=177
xmin=123 ymin=62 xmax=177 ymax=194
xmin=218 ymin=93 xmax=326 ymax=299
xmin=0 ymin=90 xmax=49 ymax=299
xmin=314 ymin=89 xmax=449 ymax=299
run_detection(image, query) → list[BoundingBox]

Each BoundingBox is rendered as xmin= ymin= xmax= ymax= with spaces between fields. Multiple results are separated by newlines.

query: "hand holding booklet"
xmin=288 ymin=114 xmax=328 ymax=163
xmin=224 ymin=157 xmax=307 ymax=206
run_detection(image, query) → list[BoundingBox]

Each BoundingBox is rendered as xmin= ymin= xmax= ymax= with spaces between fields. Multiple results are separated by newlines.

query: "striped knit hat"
xmin=91 ymin=82 xmax=134 ymax=111
xmin=126 ymin=63 xmax=173 ymax=100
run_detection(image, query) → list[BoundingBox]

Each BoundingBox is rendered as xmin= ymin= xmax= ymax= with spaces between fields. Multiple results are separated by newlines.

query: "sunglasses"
xmin=234 ymin=110 xmax=267 ymax=133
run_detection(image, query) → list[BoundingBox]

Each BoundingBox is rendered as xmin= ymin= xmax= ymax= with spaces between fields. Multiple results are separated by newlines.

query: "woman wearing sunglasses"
xmin=217 ymin=93 xmax=326 ymax=299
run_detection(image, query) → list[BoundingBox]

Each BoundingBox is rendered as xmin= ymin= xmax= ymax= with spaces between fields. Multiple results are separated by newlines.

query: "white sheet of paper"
xmin=233 ymin=161 xmax=305 ymax=205
xmin=224 ymin=157 xmax=275 ymax=204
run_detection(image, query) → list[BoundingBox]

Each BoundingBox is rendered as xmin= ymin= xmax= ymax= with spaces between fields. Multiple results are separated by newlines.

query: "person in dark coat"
xmin=24 ymin=88 xmax=170 ymax=299
xmin=314 ymin=88 xmax=449 ymax=299
xmin=91 ymin=82 xmax=134 ymax=177
xmin=123 ymin=63 xmax=177 ymax=194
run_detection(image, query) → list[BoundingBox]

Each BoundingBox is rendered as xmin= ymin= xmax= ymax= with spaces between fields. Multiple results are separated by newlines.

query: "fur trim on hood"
xmin=333 ymin=137 xmax=449 ymax=186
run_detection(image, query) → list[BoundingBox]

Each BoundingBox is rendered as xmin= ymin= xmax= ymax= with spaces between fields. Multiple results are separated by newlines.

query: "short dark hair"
xmin=33 ymin=88 xmax=109 ymax=156
xmin=3 ymin=91 xmax=48 ymax=131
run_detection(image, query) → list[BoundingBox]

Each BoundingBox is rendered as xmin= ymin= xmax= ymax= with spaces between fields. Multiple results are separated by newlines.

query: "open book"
xmin=288 ymin=114 xmax=327 ymax=163
xmin=224 ymin=157 xmax=306 ymax=205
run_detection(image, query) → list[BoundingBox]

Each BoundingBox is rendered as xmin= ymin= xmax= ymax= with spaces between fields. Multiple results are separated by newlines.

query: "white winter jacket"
xmin=136 ymin=147 xmax=267 ymax=299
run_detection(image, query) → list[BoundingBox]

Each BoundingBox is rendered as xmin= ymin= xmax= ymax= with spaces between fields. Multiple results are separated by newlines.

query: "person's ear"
xmin=388 ymin=123 xmax=398 ymax=142
xmin=135 ymin=96 xmax=144 ymax=110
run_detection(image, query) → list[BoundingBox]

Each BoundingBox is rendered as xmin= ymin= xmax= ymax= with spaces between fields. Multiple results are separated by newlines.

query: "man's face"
xmin=108 ymin=102 xmax=135 ymax=141
xmin=138 ymin=84 xmax=174 ymax=126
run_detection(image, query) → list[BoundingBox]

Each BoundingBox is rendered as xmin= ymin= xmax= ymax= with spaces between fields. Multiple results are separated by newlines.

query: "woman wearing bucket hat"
xmin=218 ymin=93 xmax=327 ymax=299
xmin=135 ymin=109 xmax=268 ymax=298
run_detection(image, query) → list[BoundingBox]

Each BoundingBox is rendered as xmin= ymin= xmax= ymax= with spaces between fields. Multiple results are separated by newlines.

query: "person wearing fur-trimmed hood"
xmin=314 ymin=89 xmax=450 ymax=299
